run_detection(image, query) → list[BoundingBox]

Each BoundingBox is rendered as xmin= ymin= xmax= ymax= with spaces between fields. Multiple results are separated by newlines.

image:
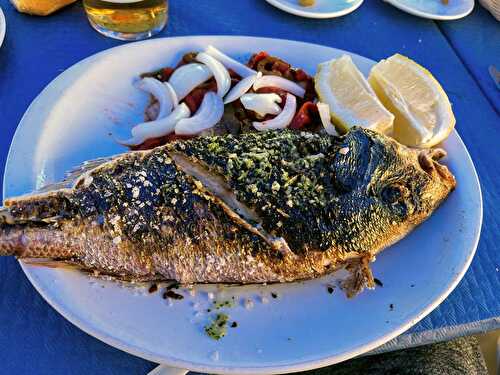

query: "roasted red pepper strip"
xmin=184 ymin=80 xmax=218 ymax=113
xmin=289 ymin=102 xmax=319 ymax=130
xmin=227 ymin=68 xmax=242 ymax=80
xmin=247 ymin=51 xmax=270 ymax=69
xmin=160 ymin=67 xmax=175 ymax=81
xmin=130 ymin=136 xmax=169 ymax=151
xmin=294 ymin=69 xmax=309 ymax=82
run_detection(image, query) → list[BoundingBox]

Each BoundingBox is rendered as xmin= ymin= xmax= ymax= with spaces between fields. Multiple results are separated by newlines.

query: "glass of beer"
xmin=83 ymin=0 xmax=168 ymax=41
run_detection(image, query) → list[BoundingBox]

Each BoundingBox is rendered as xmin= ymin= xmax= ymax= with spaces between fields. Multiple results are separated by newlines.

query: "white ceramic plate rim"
xmin=3 ymin=36 xmax=482 ymax=374
xmin=0 ymin=7 xmax=6 ymax=48
xmin=265 ymin=0 xmax=364 ymax=19
xmin=384 ymin=0 xmax=475 ymax=20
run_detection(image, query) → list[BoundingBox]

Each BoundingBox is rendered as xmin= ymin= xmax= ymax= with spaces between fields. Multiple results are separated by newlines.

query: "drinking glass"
xmin=83 ymin=0 xmax=168 ymax=41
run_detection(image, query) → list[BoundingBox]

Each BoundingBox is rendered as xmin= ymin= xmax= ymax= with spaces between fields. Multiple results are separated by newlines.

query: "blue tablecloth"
xmin=0 ymin=1 xmax=499 ymax=374
xmin=439 ymin=5 xmax=500 ymax=113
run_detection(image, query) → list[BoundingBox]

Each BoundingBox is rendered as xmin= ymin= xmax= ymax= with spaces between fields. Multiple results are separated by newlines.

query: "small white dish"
xmin=384 ymin=0 xmax=474 ymax=20
xmin=0 ymin=7 xmax=6 ymax=48
xmin=265 ymin=0 xmax=364 ymax=19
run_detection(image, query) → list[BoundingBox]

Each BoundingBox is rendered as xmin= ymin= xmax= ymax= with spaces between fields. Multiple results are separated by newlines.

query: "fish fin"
xmin=35 ymin=155 xmax=119 ymax=193
xmin=21 ymin=258 xmax=83 ymax=270
xmin=3 ymin=155 xmax=123 ymax=224
xmin=340 ymin=253 xmax=375 ymax=298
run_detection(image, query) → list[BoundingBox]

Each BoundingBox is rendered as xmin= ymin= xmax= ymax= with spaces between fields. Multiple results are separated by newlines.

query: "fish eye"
xmin=381 ymin=184 xmax=404 ymax=204
xmin=380 ymin=183 xmax=412 ymax=217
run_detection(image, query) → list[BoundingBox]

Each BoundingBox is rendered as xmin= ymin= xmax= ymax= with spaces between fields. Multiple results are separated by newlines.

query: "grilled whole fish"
xmin=0 ymin=128 xmax=456 ymax=296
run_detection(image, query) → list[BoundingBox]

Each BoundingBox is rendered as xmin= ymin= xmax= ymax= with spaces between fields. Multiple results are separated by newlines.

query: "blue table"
xmin=439 ymin=5 xmax=500 ymax=113
xmin=0 ymin=1 xmax=499 ymax=374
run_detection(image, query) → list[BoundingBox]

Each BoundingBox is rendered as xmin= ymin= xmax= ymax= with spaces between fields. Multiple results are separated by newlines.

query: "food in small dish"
xmin=126 ymin=47 xmax=454 ymax=152
xmin=124 ymin=46 xmax=319 ymax=150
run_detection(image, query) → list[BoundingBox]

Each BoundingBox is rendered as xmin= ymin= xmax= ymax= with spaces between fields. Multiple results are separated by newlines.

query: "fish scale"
xmin=0 ymin=128 xmax=456 ymax=296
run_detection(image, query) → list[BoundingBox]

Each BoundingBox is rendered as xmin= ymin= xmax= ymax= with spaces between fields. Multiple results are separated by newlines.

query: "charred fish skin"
xmin=169 ymin=128 xmax=456 ymax=256
xmin=1 ymin=149 xmax=275 ymax=282
xmin=0 ymin=128 xmax=455 ymax=292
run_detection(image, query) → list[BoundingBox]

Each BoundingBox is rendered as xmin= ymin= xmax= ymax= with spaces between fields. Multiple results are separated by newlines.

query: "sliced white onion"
xmin=164 ymin=81 xmax=179 ymax=108
xmin=118 ymin=103 xmax=191 ymax=146
xmin=253 ymin=75 xmax=306 ymax=98
xmin=240 ymin=93 xmax=282 ymax=117
xmin=317 ymin=102 xmax=339 ymax=136
xmin=168 ymin=63 xmax=212 ymax=100
xmin=253 ymin=93 xmax=297 ymax=131
xmin=175 ymin=92 xmax=224 ymax=136
xmin=137 ymin=77 xmax=174 ymax=119
xmin=205 ymin=45 xmax=257 ymax=78
xmin=196 ymin=52 xmax=231 ymax=97
xmin=224 ymin=72 xmax=262 ymax=104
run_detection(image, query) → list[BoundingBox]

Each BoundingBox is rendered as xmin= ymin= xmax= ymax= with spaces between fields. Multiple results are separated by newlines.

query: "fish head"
xmin=336 ymin=128 xmax=456 ymax=226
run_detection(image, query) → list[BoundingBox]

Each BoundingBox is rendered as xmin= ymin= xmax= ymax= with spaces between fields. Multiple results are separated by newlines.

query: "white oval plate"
xmin=384 ymin=0 xmax=474 ymax=20
xmin=265 ymin=0 xmax=364 ymax=19
xmin=3 ymin=36 xmax=482 ymax=374
xmin=0 ymin=7 xmax=6 ymax=48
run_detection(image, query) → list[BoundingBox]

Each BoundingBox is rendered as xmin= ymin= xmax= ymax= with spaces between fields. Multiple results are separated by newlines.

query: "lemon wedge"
xmin=315 ymin=55 xmax=395 ymax=134
xmin=368 ymin=54 xmax=455 ymax=148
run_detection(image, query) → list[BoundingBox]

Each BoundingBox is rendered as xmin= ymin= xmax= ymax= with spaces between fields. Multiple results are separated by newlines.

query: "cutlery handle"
xmin=147 ymin=365 xmax=189 ymax=375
